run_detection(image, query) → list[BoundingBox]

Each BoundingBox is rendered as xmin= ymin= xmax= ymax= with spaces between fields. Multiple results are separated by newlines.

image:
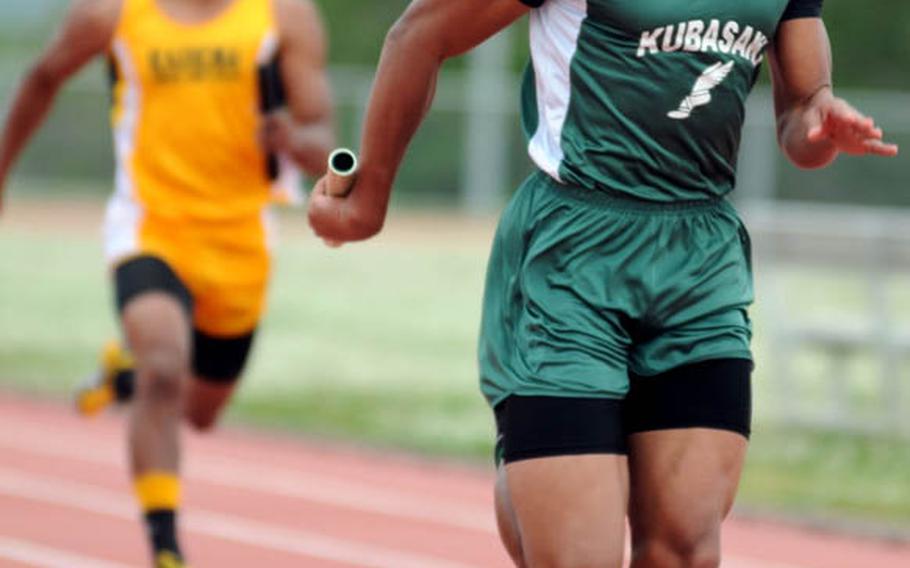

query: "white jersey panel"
xmin=104 ymin=39 xmax=144 ymax=264
xmin=527 ymin=0 xmax=587 ymax=182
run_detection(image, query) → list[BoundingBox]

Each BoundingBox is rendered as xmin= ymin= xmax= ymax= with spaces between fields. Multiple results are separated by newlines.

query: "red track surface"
xmin=0 ymin=393 xmax=907 ymax=568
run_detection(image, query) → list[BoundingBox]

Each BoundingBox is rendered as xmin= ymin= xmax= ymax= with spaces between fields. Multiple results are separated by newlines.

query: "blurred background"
xmin=1 ymin=0 xmax=908 ymax=540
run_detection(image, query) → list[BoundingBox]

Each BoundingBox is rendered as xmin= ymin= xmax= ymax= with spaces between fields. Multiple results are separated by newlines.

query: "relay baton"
xmin=324 ymin=148 xmax=358 ymax=197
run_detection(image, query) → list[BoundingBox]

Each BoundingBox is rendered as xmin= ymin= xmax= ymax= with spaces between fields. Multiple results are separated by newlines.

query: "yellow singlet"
xmin=104 ymin=0 xmax=294 ymax=336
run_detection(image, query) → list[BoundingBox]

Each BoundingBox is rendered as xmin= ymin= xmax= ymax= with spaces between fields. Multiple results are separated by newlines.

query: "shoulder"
xmin=273 ymin=0 xmax=320 ymax=21
xmin=67 ymin=0 xmax=123 ymax=37
xmin=272 ymin=0 xmax=322 ymax=33
xmin=272 ymin=0 xmax=326 ymax=38
xmin=272 ymin=0 xmax=327 ymax=53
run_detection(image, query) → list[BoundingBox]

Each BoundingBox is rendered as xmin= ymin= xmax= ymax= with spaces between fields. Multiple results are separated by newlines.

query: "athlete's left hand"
xmin=260 ymin=109 xmax=297 ymax=155
xmin=806 ymin=92 xmax=899 ymax=157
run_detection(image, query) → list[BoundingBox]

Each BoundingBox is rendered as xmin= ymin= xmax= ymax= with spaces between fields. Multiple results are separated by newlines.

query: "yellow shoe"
xmin=75 ymin=340 xmax=134 ymax=417
xmin=155 ymin=551 xmax=187 ymax=568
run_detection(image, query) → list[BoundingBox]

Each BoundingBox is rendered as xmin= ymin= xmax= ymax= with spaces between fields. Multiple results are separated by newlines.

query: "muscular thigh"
xmin=506 ymin=454 xmax=628 ymax=568
xmin=625 ymin=359 xmax=752 ymax=553
xmin=628 ymin=429 xmax=746 ymax=535
xmin=116 ymin=256 xmax=193 ymax=367
xmin=495 ymin=396 xmax=629 ymax=567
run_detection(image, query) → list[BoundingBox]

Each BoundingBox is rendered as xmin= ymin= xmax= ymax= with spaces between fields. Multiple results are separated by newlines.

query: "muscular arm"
xmin=768 ymin=18 xmax=898 ymax=169
xmin=263 ymin=0 xmax=334 ymax=178
xmin=307 ymin=0 xmax=530 ymax=242
xmin=0 ymin=0 xmax=119 ymax=207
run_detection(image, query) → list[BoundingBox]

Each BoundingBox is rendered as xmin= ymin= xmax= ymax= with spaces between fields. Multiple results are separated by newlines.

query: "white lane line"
xmin=0 ymin=427 xmax=496 ymax=533
xmin=0 ymin=536 xmax=132 ymax=568
xmin=0 ymin=419 xmax=814 ymax=568
xmin=721 ymin=559 xmax=808 ymax=568
xmin=193 ymin=455 xmax=495 ymax=532
xmin=0 ymin=467 xmax=479 ymax=568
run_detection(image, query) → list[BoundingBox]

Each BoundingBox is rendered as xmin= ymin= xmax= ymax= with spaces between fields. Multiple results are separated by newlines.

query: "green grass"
xmin=0 ymin=232 xmax=117 ymax=391
xmin=0 ymin=210 xmax=497 ymax=458
xmin=1 ymin=199 xmax=908 ymax=531
xmin=742 ymin=429 xmax=910 ymax=531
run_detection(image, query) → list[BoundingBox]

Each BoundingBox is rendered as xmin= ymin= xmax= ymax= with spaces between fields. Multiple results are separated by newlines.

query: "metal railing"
xmin=745 ymin=203 xmax=910 ymax=437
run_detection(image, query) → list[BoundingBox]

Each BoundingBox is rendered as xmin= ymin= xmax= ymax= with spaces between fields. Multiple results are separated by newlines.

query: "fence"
xmin=745 ymin=203 xmax=910 ymax=437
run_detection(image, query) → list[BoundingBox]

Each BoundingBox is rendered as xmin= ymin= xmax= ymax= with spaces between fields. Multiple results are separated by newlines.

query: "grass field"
xmin=1 ymin=195 xmax=908 ymax=534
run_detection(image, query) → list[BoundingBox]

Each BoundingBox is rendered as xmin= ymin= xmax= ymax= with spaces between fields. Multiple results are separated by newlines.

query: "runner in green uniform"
xmin=307 ymin=0 xmax=898 ymax=566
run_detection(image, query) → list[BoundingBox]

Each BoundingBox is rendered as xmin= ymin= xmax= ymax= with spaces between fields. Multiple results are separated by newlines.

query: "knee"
xmin=633 ymin=526 xmax=720 ymax=568
xmin=529 ymin=547 xmax=623 ymax=568
xmin=135 ymin=349 xmax=188 ymax=404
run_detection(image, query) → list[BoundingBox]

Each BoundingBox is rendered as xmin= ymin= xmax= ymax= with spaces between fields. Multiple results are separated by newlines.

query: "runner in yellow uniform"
xmin=0 ymin=1 xmax=333 ymax=565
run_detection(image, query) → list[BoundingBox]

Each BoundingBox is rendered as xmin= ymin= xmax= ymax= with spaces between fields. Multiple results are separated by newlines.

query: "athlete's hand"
xmin=307 ymin=176 xmax=346 ymax=248
xmin=260 ymin=109 xmax=297 ymax=155
xmin=806 ymin=92 xmax=899 ymax=157
xmin=307 ymin=171 xmax=386 ymax=246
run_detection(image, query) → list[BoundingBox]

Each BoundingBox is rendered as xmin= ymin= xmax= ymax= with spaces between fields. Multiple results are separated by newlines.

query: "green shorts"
xmin=479 ymin=171 xmax=754 ymax=407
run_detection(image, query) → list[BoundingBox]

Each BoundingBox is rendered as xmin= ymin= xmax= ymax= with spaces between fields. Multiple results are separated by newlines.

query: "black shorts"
xmin=494 ymin=358 xmax=752 ymax=465
xmin=114 ymin=256 xmax=257 ymax=382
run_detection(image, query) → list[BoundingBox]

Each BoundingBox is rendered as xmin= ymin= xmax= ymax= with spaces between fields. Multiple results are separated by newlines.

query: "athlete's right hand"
xmin=307 ymin=173 xmax=385 ymax=245
xmin=307 ymin=175 xmax=348 ymax=248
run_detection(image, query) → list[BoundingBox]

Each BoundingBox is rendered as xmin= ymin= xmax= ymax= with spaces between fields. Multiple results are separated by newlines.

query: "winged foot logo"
xmin=668 ymin=60 xmax=735 ymax=120
xmin=636 ymin=19 xmax=769 ymax=121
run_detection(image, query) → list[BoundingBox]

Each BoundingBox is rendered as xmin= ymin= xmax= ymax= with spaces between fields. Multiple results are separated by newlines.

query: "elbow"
xmin=384 ymin=17 xmax=411 ymax=50
xmin=384 ymin=9 xmax=445 ymax=63
xmin=25 ymin=62 xmax=64 ymax=95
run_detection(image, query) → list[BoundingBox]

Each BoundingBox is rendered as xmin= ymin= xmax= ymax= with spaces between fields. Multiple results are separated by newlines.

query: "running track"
xmin=0 ymin=394 xmax=907 ymax=568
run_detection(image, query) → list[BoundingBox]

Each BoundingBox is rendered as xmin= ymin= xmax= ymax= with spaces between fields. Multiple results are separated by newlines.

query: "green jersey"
xmin=520 ymin=0 xmax=822 ymax=201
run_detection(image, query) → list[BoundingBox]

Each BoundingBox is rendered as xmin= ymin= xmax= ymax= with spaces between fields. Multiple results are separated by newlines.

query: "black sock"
xmin=145 ymin=509 xmax=183 ymax=560
xmin=114 ymin=369 xmax=135 ymax=402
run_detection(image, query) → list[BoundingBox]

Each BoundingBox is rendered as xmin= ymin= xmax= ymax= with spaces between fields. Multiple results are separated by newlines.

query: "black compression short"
xmin=624 ymin=358 xmax=753 ymax=438
xmin=114 ymin=255 xmax=256 ymax=382
xmin=192 ymin=329 xmax=256 ymax=383
xmin=494 ymin=396 xmax=627 ymax=465
xmin=115 ymin=256 xmax=193 ymax=316
xmin=494 ymin=358 xmax=752 ymax=465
